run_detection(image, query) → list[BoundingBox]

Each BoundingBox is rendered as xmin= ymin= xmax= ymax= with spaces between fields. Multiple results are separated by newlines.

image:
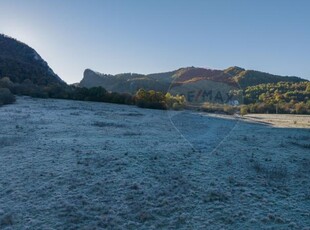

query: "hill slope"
xmin=225 ymin=66 xmax=304 ymax=88
xmin=80 ymin=66 xmax=306 ymax=94
xmin=0 ymin=34 xmax=65 ymax=86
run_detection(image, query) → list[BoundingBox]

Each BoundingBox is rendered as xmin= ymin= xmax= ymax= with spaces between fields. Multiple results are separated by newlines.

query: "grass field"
xmin=0 ymin=97 xmax=309 ymax=229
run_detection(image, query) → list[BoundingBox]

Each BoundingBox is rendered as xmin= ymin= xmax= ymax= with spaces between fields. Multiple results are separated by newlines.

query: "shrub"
xmin=240 ymin=105 xmax=248 ymax=116
xmin=135 ymin=89 xmax=167 ymax=110
xmin=172 ymin=102 xmax=183 ymax=110
xmin=223 ymin=105 xmax=236 ymax=115
xmin=0 ymin=77 xmax=14 ymax=88
xmin=0 ymin=88 xmax=15 ymax=106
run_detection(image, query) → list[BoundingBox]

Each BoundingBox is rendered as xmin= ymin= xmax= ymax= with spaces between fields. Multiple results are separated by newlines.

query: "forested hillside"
xmin=0 ymin=34 xmax=65 ymax=86
xmin=79 ymin=66 xmax=306 ymax=94
xmin=1 ymin=34 xmax=309 ymax=113
xmin=241 ymin=82 xmax=310 ymax=114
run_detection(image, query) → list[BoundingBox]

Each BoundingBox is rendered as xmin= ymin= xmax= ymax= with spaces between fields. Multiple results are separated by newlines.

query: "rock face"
xmin=0 ymin=34 xmax=65 ymax=86
xmin=80 ymin=66 xmax=306 ymax=94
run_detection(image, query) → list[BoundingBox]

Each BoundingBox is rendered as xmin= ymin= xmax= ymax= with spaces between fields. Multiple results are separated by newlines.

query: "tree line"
xmin=1 ymin=76 xmax=309 ymax=114
xmin=241 ymin=81 xmax=310 ymax=114
xmin=0 ymin=77 xmax=185 ymax=110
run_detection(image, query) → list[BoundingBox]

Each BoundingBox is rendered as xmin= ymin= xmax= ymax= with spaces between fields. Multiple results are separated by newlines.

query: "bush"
xmin=0 ymin=77 xmax=14 ymax=88
xmin=240 ymin=105 xmax=248 ymax=116
xmin=0 ymin=88 xmax=15 ymax=106
xmin=172 ymin=102 xmax=183 ymax=110
xmin=135 ymin=89 xmax=167 ymax=110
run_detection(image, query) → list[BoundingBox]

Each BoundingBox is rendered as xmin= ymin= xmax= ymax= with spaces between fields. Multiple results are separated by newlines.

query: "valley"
xmin=0 ymin=97 xmax=309 ymax=229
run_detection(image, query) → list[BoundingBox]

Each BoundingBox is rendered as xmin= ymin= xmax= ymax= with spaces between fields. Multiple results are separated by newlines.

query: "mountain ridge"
xmin=80 ymin=66 xmax=307 ymax=94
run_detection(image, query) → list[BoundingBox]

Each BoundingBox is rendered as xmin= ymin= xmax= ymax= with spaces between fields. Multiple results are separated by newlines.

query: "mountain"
xmin=80 ymin=69 xmax=177 ymax=93
xmin=224 ymin=66 xmax=305 ymax=88
xmin=79 ymin=66 xmax=307 ymax=94
xmin=0 ymin=34 xmax=65 ymax=86
xmin=80 ymin=67 xmax=241 ymax=94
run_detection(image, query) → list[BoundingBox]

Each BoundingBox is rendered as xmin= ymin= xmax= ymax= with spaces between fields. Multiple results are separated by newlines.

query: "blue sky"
xmin=0 ymin=0 xmax=309 ymax=83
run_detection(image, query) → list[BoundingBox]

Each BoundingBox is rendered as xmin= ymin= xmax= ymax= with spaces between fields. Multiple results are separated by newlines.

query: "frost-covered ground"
xmin=0 ymin=97 xmax=309 ymax=229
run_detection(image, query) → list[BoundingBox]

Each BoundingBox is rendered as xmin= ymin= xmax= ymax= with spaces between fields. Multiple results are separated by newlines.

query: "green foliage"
xmin=165 ymin=92 xmax=185 ymax=110
xmin=235 ymin=70 xmax=304 ymax=88
xmin=68 ymin=86 xmax=134 ymax=105
xmin=0 ymin=75 xmax=135 ymax=106
xmin=306 ymin=82 xmax=310 ymax=92
xmin=134 ymin=89 xmax=167 ymax=109
xmin=242 ymin=81 xmax=310 ymax=114
xmin=240 ymin=106 xmax=248 ymax=116
xmin=241 ymin=102 xmax=310 ymax=114
xmin=134 ymin=89 xmax=186 ymax=110
xmin=1 ymin=32 xmax=308 ymax=114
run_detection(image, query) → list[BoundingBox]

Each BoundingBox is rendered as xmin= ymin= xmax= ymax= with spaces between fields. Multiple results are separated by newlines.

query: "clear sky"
xmin=0 ymin=0 xmax=309 ymax=83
